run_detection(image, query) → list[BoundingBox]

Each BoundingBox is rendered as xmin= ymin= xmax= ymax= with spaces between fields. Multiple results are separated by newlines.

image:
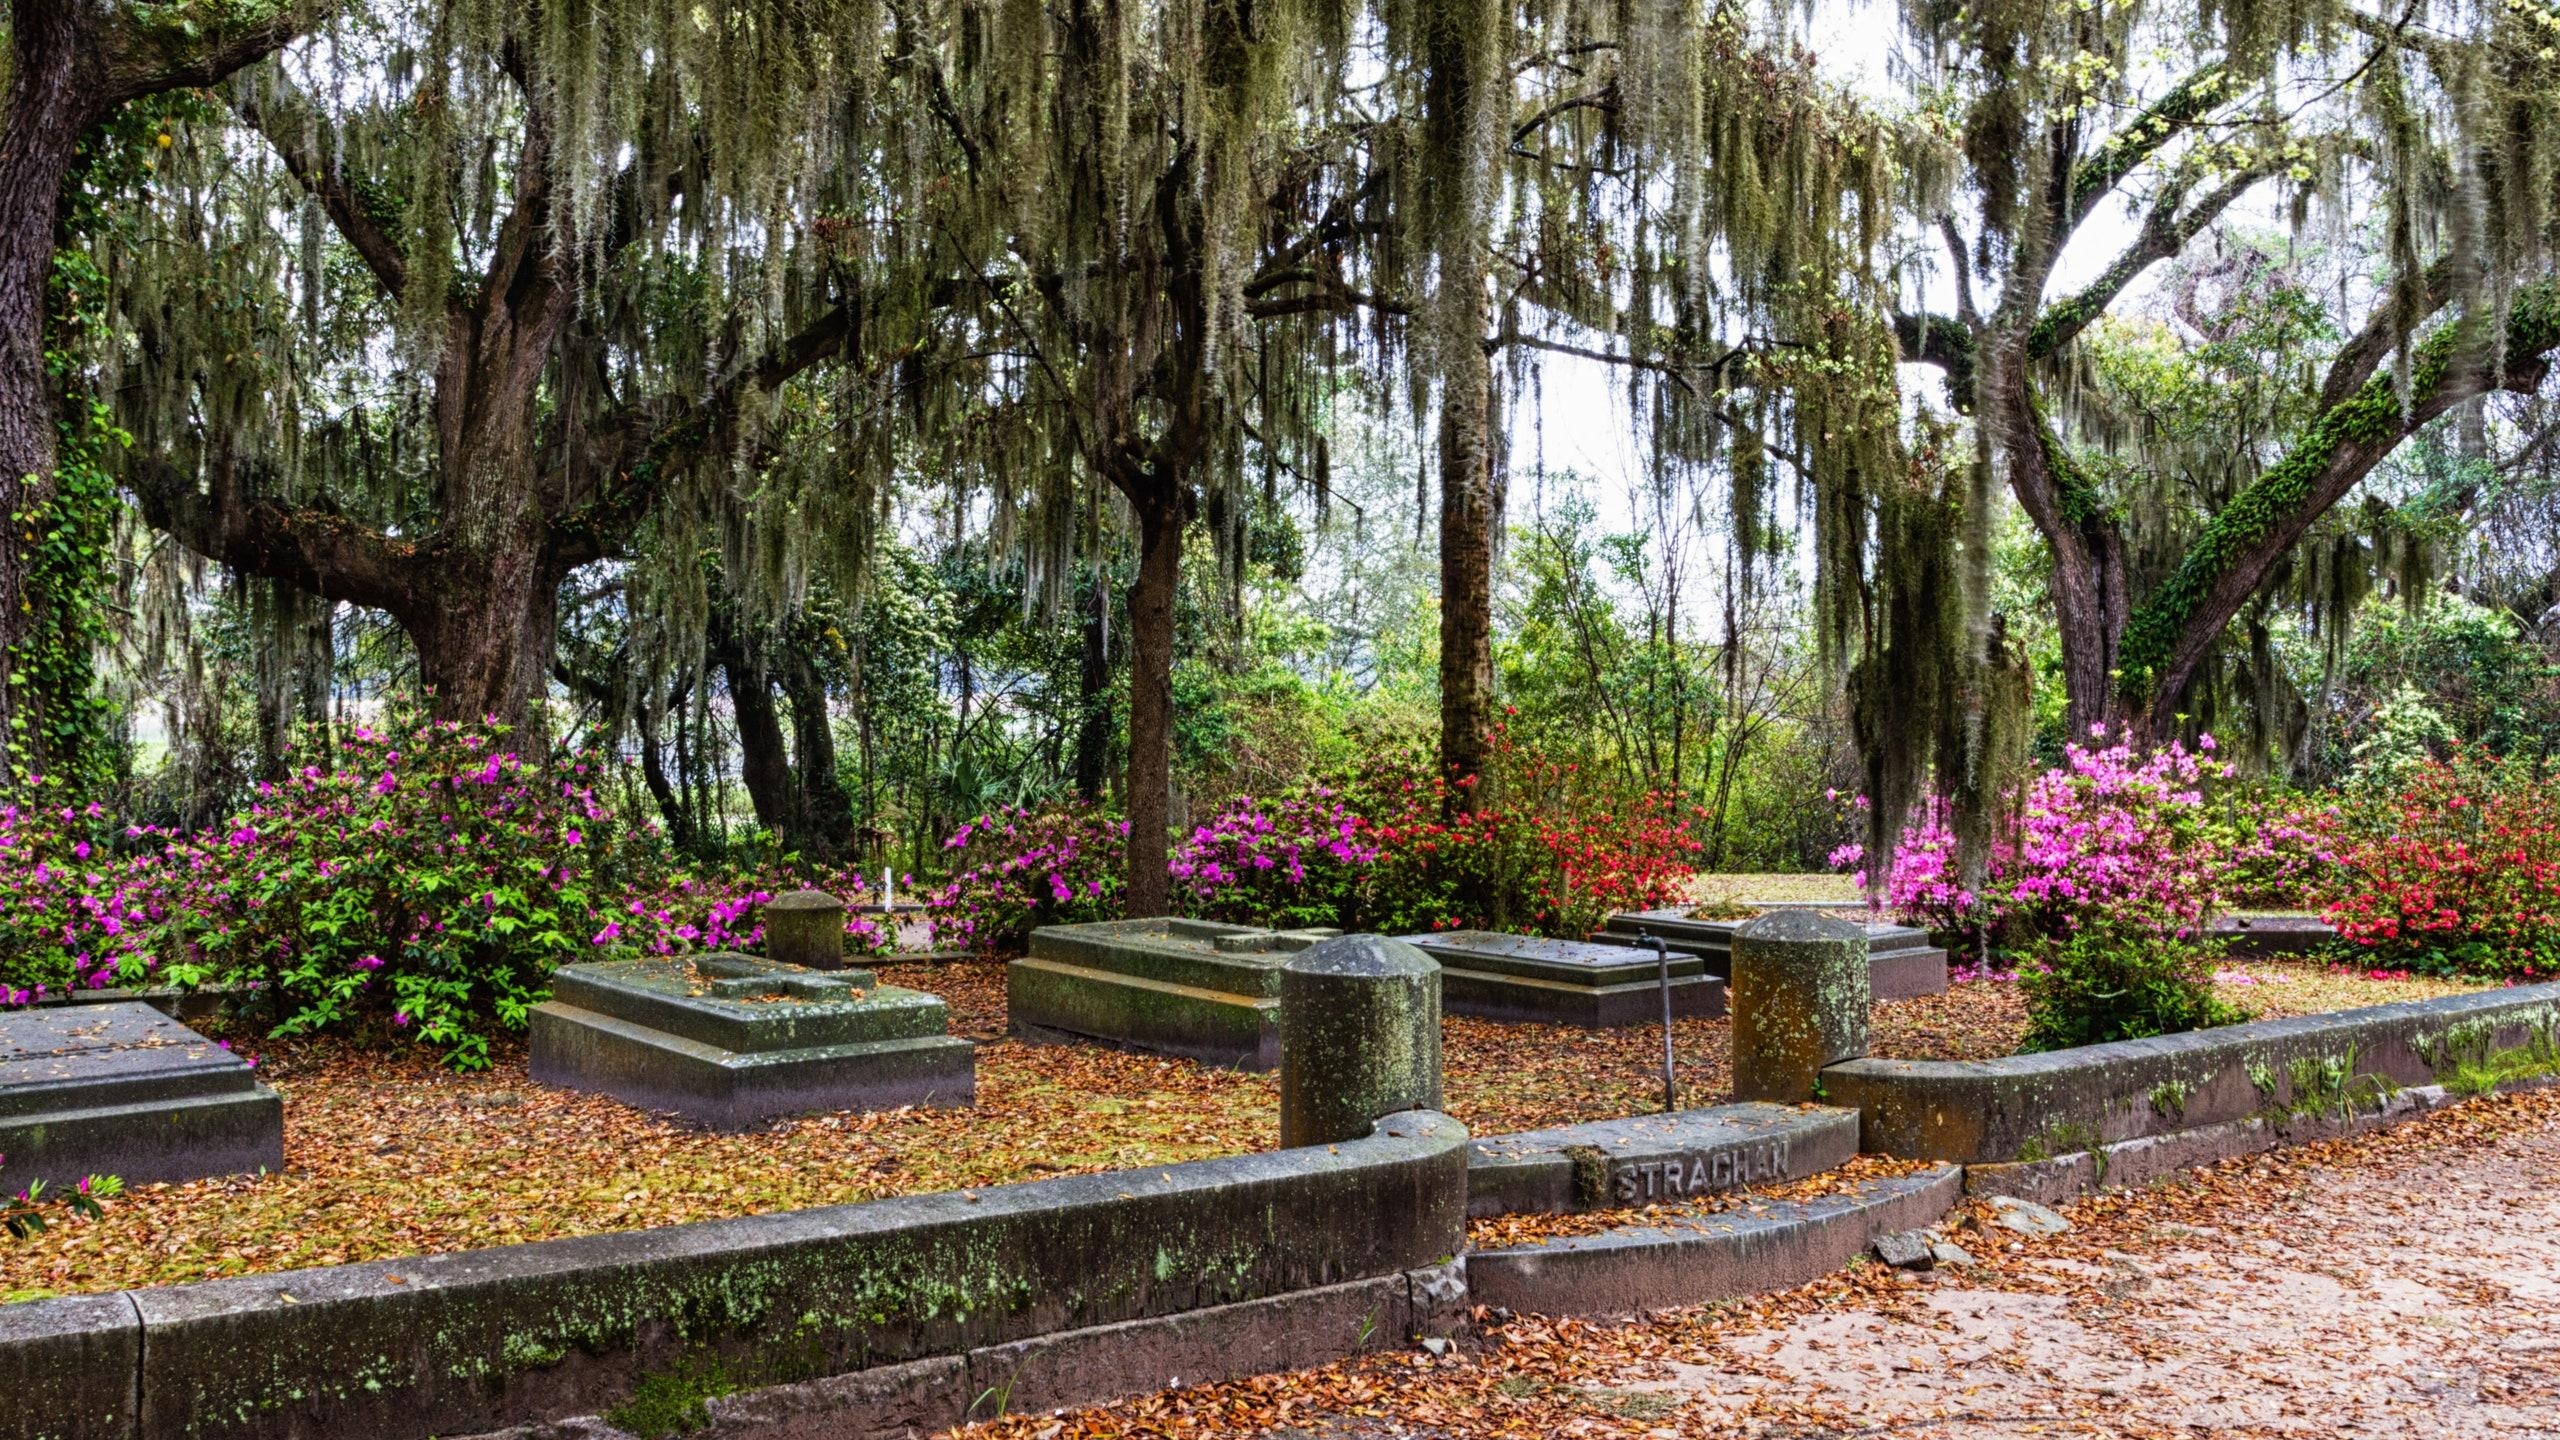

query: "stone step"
xmin=1465 ymin=1102 xmax=1861 ymax=1217
xmin=1465 ymin=1163 xmax=1964 ymax=1317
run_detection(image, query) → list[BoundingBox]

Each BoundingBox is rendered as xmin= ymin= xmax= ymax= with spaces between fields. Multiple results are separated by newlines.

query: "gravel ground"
xmin=960 ymin=1085 xmax=2560 ymax=1439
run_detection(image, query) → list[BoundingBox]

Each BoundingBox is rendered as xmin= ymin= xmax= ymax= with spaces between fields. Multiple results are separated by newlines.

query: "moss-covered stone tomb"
xmin=528 ymin=953 xmax=975 ymax=1129
xmin=1397 ymin=929 xmax=1727 ymax=1026
xmin=0 ymin=1002 xmax=281 ymax=1194
xmin=1602 ymin=907 xmax=1949 ymax=999
xmin=1009 ymin=917 xmax=1342 ymax=1069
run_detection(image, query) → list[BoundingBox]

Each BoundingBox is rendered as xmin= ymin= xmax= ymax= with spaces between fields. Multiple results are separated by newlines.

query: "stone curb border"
xmin=1965 ymin=1072 xmax=2560 ymax=1207
xmin=0 ymin=1112 xmax=1467 ymax=1440
xmin=1824 ymin=982 xmax=2560 ymax=1163
xmin=1464 ymin=1164 xmax=1964 ymax=1317
xmin=464 ymin=1261 xmax=1472 ymax=1440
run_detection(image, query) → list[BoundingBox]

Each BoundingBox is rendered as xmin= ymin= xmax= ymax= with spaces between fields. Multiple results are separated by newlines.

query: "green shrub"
xmin=2018 ymin=921 xmax=2249 ymax=1052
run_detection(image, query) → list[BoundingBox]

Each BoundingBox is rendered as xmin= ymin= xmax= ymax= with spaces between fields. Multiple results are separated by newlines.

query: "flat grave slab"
xmin=1396 ymin=930 xmax=1727 ymax=1027
xmin=1465 ymin=1102 xmax=1860 ymax=1216
xmin=2214 ymin=914 xmax=2340 ymax=958
xmin=1600 ymin=908 xmax=1950 ymax=1000
xmin=530 ymin=953 xmax=974 ymax=1129
xmin=0 ymin=1002 xmax=282 ymax=1193
xmin=1011 ymin=918 xmax=1341 ymax=1070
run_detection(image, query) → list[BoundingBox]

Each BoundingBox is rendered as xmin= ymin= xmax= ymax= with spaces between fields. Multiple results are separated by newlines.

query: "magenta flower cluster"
xmin=1171 ymin=789 xmax=1377 ymax=929
xmin=0 ymin=721 xmax=894 ymax=1068
xmin=1836 ymin=729 xmax=2239 ymax=945
xmin=931 ymin=804 xmax=1127 ymax=953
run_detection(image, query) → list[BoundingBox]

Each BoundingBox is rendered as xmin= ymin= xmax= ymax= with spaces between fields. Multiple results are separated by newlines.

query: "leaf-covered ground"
xmin=0 ymin=957 xmax=2488 ymax=1301
xmin=957 ymin=1084 xmax=2560 ymax=1439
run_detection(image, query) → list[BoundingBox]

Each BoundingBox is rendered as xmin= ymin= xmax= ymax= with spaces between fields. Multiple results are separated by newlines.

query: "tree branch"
xmin=225 ymin=76 xmax=408 ymax=296
xmin=2064 ymin=64 xmax=2232 ymax=233
xmin=2123 ymin=280 xmax=2560 ymax=721
xmin=126 ymin=455 xmax=419 ymax=616
xmin=2315 ymin=254 xmax=2462 ymax=413
xmin=1895 ymin=312 xmax=1977 ymax=409
xmin=2029 ymin=162 xmax=2276 ymax=360
xmin=102 ymin=3 xmax=323 ymax=108
xmin=547 ymin=299 xmax=861 ymax=568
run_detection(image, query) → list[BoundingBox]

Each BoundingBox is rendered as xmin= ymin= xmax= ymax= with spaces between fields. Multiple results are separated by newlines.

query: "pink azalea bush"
xmin=1828 ymin=793 xmax=1974 ymax=934
xmin=0 ymin=720 xmax=897 ymax=1069
xmin=154 ymin=721 xmax=675 ymax=1068
xmin=1998 ymin=730 xmax=2230 ymax=942
xmin=0 ymin=777 xmax=182 ymax=1006
xmin=1838 ymin=730 xmax=2236 ymax=945
xmin=1173 ymin=789 xmax=1378 ymax=930
xmin=931 ymin=804 xmax=1126 ymax=953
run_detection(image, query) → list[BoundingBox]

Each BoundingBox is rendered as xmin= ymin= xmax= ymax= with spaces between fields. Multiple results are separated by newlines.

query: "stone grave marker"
xmin=1464 ymin=1102 xmax=1859 ymax=1216
xmin=530 ymin=952 xmax=974 ymax=1129
xmin=1279 ymin=934 xmax=1442 ymax=1146
xmin=762 ymin=889 xmax=851 ymax=970
xmin=1600 ymin=907 xmax=1950 ymax=999
xmin=2212 ymin=914 xmax=2339 ymax=958
xmin=1396 ymin=929 xmax=1727 ymax=1026
xmin=0 ymin=1002 xmax=283 ymax=1193
xmin=1009 ymin=917 xmax=1341 ymax=1069
xmin=1729 ymin=910 xmax=1870 ymax=1104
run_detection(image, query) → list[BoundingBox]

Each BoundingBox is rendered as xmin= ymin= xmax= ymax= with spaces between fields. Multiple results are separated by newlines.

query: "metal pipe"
xmin=1648 ymin=933 xmax=1678 ymax=1112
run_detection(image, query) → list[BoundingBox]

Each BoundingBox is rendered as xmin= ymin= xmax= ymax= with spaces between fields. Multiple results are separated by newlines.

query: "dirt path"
xmin=959 ymin=1086 xmax=2560 ymax=1439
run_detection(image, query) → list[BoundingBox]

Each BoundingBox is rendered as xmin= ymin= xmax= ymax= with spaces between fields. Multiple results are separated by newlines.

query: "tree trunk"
xmin=1123 ymin=489 xmax=1181 ymax=917
xmin=712 ymin=622 xmax=795 ymax=837
xmin=636 ymin=674 xmax=699 ymax=852
xmin=1437 ymin=319 xmax=1497 ymax=801
xmin=1074 ymin=564 xmax=1112 ymax=804
xmin=0 ymin=5 xmax=98 ymax=766
xmin=405 ymin=536 xmax=561 ymax=736
xmin=779 ymin=645 xmax=854 ymax=858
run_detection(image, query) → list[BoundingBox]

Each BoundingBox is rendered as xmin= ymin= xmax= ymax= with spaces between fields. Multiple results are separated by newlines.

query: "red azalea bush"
xmin=1346 ymin=739 xmax=1701 ymax=937
xmin=2320 ymin=748 xmax=2560 ymax=978
xmin=930 ymin=804 xmax=1126 ymax=953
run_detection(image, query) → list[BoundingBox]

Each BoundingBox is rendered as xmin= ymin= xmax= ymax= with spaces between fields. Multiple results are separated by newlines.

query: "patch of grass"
xmin=604 ymin=1357 xmax=735 ymax=1438
xmin=2440 ymin=1028 xmax=2560 ymax=1098
xmin=1575 ymin=1386 xmax=1684 ymax=1419
xmin=2148 ymin=1078 xmax=2192 ymax=1119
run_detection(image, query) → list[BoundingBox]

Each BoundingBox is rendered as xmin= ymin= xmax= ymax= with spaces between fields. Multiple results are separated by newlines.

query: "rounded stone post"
xmin=1279 ymin=935 xmax=1443 ymax=1147
xmin=1730 ymin=911 xmax=1869 ymax=1103
xmin=763 ymin=889 xmax=847 ymax=970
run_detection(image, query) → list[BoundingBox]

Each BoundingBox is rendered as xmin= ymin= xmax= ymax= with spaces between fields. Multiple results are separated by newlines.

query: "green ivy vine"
xmin=11 ymin=100 xmax=205 ymax=790
xmin=2115 ymin=281 xmax=2560 ymax=704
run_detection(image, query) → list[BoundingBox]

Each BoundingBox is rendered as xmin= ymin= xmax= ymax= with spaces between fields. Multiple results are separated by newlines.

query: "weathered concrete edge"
xmin=3 ymin=1112 xmax=1465 ymax=1440
xmin=458 ymin=1263 xmax=1471 ymax=1440
xmin=1826 ymin=982 xmax=2560 ymax=1162
xmin=1965 ymin=1072 xmax=2560 ymax=1206
xmin=0 ymin=1289 xmax=139 ymax=1440
xmin=1462 ymin=1165 xmax=1963 ymax=1317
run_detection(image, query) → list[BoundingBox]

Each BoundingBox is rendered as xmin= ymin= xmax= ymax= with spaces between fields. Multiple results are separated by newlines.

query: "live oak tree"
xmin=1893 ymin=0 xmax=2560 ymax=745
xmin=0 ymin=2 xmax=323 ymax=778
xmin=108 ymin=1 xmax=898 ymax=736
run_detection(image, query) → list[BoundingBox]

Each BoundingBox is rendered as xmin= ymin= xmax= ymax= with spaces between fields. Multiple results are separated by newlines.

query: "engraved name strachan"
xmin=1610 ymin=1141 xmax=1790 ymax=1202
